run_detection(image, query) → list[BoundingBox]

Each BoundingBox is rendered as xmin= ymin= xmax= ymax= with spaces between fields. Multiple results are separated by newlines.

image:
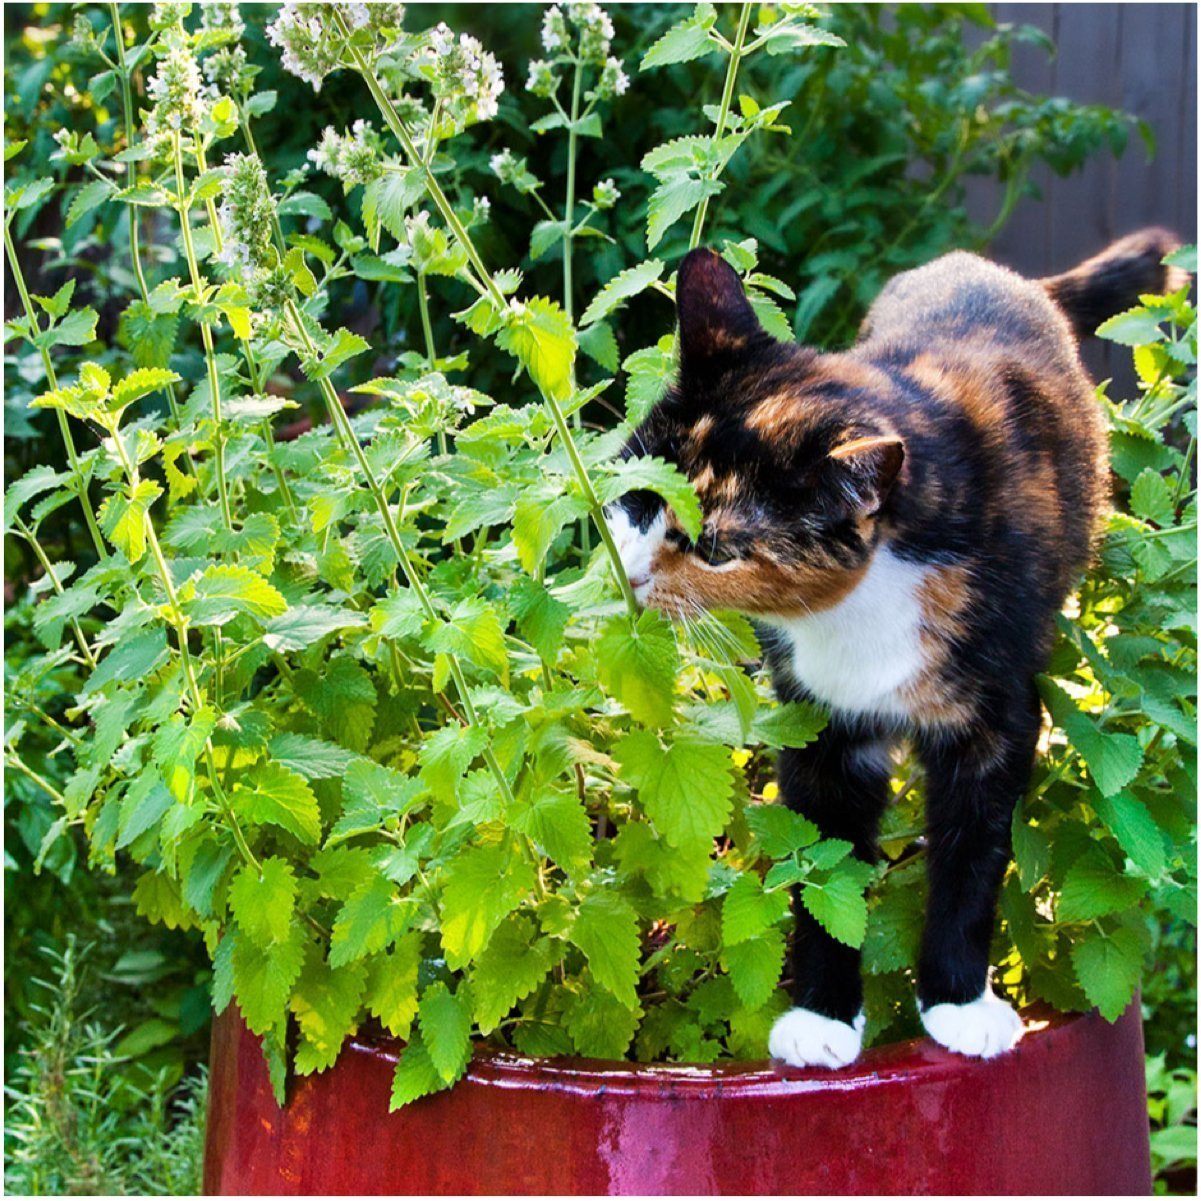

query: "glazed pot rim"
xmin=345 ymin=1001 xmax=1086 ymax=1098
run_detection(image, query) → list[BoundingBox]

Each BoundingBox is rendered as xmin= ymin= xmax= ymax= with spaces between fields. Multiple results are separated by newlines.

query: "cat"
xmin=607 ymin=228 xmax=1183 ymax=1068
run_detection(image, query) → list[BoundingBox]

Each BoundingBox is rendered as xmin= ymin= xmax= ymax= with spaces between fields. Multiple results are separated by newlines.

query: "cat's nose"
xmin=628 ymin=572 xmax=650 ymax=589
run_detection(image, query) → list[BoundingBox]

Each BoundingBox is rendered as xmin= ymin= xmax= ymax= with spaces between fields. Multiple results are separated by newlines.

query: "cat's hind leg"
xmin=914 ymin=685 xmax=1041 ymax=1059
xmin=769 ymin=723 xmax=894 ymax=1069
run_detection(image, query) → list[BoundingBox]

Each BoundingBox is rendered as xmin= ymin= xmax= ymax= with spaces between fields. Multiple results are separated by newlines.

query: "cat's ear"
xmin=676 ymin=248 xmax=770 ymax=370
xmin=829 ymin=434 xmax=905 ymax=513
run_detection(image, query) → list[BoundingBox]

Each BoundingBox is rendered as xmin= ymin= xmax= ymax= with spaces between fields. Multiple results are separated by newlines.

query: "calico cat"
xmin=608 ymin=229 xmax=1182 ymax=1067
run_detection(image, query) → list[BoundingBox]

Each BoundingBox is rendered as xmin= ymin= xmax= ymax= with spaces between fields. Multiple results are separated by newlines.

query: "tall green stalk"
xmin=171 ymin=133 xmax=234 ymax=532
xmin=688 ymin=2 xmax=754 ymax=250
xmin=3 ymin=222 xmax=108 ymax=560
xmin=283 ymin=298 xmax=516 ymax=808
xmin=337 ymin=23 xmax=639 ymax=619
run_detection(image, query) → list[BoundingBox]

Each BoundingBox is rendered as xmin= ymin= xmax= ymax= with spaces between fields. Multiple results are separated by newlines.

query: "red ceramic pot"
xmin=204 ymin=1001 xmax=1151 ymax=1195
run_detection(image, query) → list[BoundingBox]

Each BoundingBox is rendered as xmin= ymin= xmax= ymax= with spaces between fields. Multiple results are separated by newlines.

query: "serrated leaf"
xmin=365 ymin=933 xmax=422 ymax=1037
xmin=1040 ymin=678 xmax=1144 ymax=797
xmin=801 ymin=868 xmax=869 ymax=947
xmin=600 ymin=456 xmax=701 ymax=541
xmin=580 ymin=259 xmax=665 ymax=326
xmin=389 ymin=1029 xmax=447 ymax=1109
xmin=614 ymin=729 xmax=734 ymax=847
xmin=570 ymin=892 xmax=641 ymax=1007
xmin=35 ymin=306 xmax=98 ymax=349
xmin=1096 ymin=306 xmax=1165 ymax=346
xmin=496 ymin=296 xmax=577 ymax=401
xmin=1070 ymin=927 xmax=1143 ymax=1021
xmin=470 ymin=916 xmax=561 ymax=1034
xmin=646 ymin=177 xmax=722 ymax=251
xmin=747 ymin=804 xmax=820 ymax=857
xmin=266 ymin=732 xmax=355 ymax=781
xmin=720 ymin=928 xmax=785 ymax=1009
xmin=439 ymin=843 xmax=535 ymax=969
xmin=512 ymin=491 xmax=590 ymax=574
xmin=330 ymin=872 xmax=411 ymax=967
xmin=1130 ymin=467 xmax=1175 ymax=526
xmin=231 ymin=923 xmax=307 ymax=1035
xmin=228 ymin=857 xmax=297 ymax=947
xmin=97 ymin=479 xmax=160 ymax=562
xmin=641 ymin=11 xmax=719 ymax=70
xmin=426 ymin=597 xmax=509 ymax=684
xmin=419 ymin=982 xmax=473 ymax=1083
xmin=262 ymin=604 xmax=366 ymax=652
xmin=565 ymin=985 xmax=642 ymax=1059
xmin=1093 ymin=790 xmax=1167 ymax=878
xmin=290 ymin=945 xmax=366 ymax=1074
xmin=595 ymin=610 xmax=680 ymax=727
xmin=179 ymin=564 xmax=287 ymax=627
xmin=1058 ymin=848 xmax=1148 ymax=921
xmin=66 ymin=178 xmax=115 ymax=228
xmin=233 ymin=762 xmax=322 ymax=844
xmin=722 ymin=872 xmax=790 ymax=944
xmin=117 ymin=768 xmax=175 ymax=849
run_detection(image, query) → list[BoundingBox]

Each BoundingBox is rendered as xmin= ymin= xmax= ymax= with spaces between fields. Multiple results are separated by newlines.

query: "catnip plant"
xmin=3 ymin=1 xmax=1194 ymax=1113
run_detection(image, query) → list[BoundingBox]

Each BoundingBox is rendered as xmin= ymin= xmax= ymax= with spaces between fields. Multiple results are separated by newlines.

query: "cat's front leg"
xmin=914 ymin=689 xmax=1041 ymax=1059
xmin=768 ymin=727 xmax=893 ymax=1069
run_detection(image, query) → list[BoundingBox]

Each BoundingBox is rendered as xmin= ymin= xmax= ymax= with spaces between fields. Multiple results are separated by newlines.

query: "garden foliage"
xmin=3 ymin=1 xmax=1195 ymax=1120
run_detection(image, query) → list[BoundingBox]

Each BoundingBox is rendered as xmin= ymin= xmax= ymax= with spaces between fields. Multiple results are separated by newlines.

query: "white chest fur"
xmin=763 ymin=547 xmax=930 ymax=720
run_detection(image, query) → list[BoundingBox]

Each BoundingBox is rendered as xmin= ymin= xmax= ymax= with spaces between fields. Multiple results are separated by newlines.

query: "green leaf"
xmin=153 ymin=705 xmax=217 ymax=803
xmin=720 ymin=928 xmax=785 ymax=1009
xmin=614 ymin=730 xmax=734 ymax=847
xmin=426 ymin=597 xmax=509 ymax=684
xmin=370 ymin=590 xmax=426 ymax=641
xmin=577 ymin=320 xmax=619 ymax=372
xmin=746 ymin=804 xmax=819 ymax=858
xmin=641 ymin=9 xmax=719 ymax=70
xmin=1040 ymin=679 xmax=1144 ymax=797
xmin=722 ymin=872 xmax=790 ymax=944
xmin=439 ymin=843 xmax=535 ymax=970
xmin=595 ymin=610 xmax=680 ymax=727
xmin=389 ymin=1029 xmax=447 ymax=1109
xmin=496 ymin=296 xmax=577 ymax=401
xmin=418 ymin=982 xmax=473 ymax=1084
xmin=600 ymin=456 xmax=701 ymax=541
xmin=262 ymin=604 xmax=366 ymax=652
xmin=97 ymin=479 xmax=161 ymax=562
xmin=180 ymin=564 xmax=287 ymax=626
xmin=290 ymin=945 xmax=366 ymax=1074
xmin=32 ymin=278 xmax=75 ymax=319
xmin=330 ymin=872 xmax=411 ymax=967
xmin=233 ymin=762 xmax=322 ymax=845
xmin=294 ymin=658 xmax=377 ymax=753
xmin=266 ymin=732 xmax=355 ymax=781
xmin=1096 ymin=306 xmax=1165 ymax=346
xmin=646 ymin=177 xmax=722 ymax=251
xmin=365 ymin=933 xmax=422 ymax=1038
xmin=1093 ymin=790 xmax=1167 ymax=878
xmin=570 ymin=892 xmax=641 ymax=1007
xmin=1070 ymin=926 xmax=1143 ymax=1021
xmin=580 ymin=259 xmax=665 ymax=326
xmin=111 ymin=367 xmax=182 ymax=410
xmin=35 ymin=306 xmax=98 ymax=350
xmin=511 ymin=790 xmax=592 ymax=873
xmin=304 ymin=328 xmax=372 ymax=382
xmin=117 ymin=768 xmax=174 ymax=849
xmin=1130 ymin=468 xmax=1175 ymax=526
xmin=759 ymin=22 xmax=846 ymax=53
xmin=278 ymin=189 xmax=332 ymax=221
xmin=228 ymin=857 xmax=297 ymax=947
xmin=470 ymin=916 xmax=560 ymax=1034
xmin=1058 ymin=847 xmax=1148 ymax=921
xmin=511 ymin=492 xmax=590 ymax=574
xmin=66 ymin=178 xmax=115 ymax=228
xmin=230 ymin=923 xmax=307 ymax=1035
xmin=801 ymin=868 xmax=869 ymax=947
xmin=565 ymin=985 xmax=642 ymax=1059
xmin=508 ymin=576 xmax=570 ymax=663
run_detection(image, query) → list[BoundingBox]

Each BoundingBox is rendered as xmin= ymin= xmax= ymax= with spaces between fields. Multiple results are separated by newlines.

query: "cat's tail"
xmin=1040 ymin=227 xmax=1188 ymax=336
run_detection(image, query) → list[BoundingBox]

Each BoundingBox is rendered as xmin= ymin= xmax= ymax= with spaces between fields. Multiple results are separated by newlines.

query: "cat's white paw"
xmin=769 ymin=1007 xmax=865 ymax=1069
xmin=920 ymin=989 xmax=1024 ymax=1059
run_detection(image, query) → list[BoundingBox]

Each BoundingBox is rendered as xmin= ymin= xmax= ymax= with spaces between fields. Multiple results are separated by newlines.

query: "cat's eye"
xmin=696 ymin=529 xmax=739 ymax=566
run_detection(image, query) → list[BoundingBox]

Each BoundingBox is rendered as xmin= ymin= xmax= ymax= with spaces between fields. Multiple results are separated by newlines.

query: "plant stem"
xmin=415 ymin=271 xmax=448 ymax=457
xmin=339 ymin=27 xmax=638 ymax=618
xmin=688 ymin=2 xmax=754 ymax=250
xmin=107 ymin=421 xmax=259 ymax=873
xmin=172 ymin=133 xmax=234 ymax=532
xmin=108 ymin=4 xmax=189 ymax=429
xmin=4 ymin=754 xmax=66 ymax=806
xmin=283 ymin=298 xmax=515 ymax=807
xmin=3 ymin=222 xmax=109 ymax=560
xmin=14 ymin=516 xmax=97 ymax=670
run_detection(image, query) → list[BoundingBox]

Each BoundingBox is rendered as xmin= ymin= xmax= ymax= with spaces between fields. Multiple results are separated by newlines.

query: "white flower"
xmin=144 ymin=32 xmax=204 ymax=140
xmin=266 ymin=2 xmax=343 ymax=91
xmin=426 ymin=23 xmax=504 ymax=124
xmin=216 ymin=152 xmax=277 ymax=287
xmin=592 ymin=177 xmax=620 ymax=209
xmin=526 ymin=58 xmax=558 ymax=98
xmin=567 ymin=1 xmax=614 ymax=62
xmin=307 ymin=119 xmax=383 ymax=187
xmin=596 ymin=55 xmax=628 ymax=99
xmin=541 ymin=5 xmax=567 ymax=52
xmin=200 ymin=2 xmax=245 ymax=40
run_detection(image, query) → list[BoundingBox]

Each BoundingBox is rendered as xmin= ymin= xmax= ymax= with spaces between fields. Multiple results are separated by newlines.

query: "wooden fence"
xmin=965 ymin=3 xmax=1197 ymax=387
